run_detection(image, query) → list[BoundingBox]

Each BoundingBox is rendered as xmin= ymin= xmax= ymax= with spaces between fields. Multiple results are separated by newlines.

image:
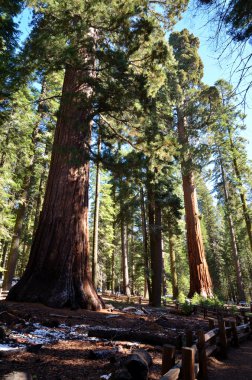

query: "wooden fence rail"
xmin=160 ymin=315 xmax=252 ymax=380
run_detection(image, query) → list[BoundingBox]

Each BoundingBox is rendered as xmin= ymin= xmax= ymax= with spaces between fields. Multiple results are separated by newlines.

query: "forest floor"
xmin=208 ymin=339 xmax=252 ymax=380
xmin=0 ymin=296 xmax=251 ymax=379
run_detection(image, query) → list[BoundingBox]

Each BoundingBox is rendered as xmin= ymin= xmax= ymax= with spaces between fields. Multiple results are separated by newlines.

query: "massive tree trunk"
xmin=92 ymin=135 xmax=101 ymax=289
xmin=7 ymin=62 xmax=104 ymax=310
xmin=182 ymin=172 xmax=213 ymax=297
xmin=219 ymin=155 xmax=246 ymax=301
xmin=177 ymin=109 xmax=213 ymax=298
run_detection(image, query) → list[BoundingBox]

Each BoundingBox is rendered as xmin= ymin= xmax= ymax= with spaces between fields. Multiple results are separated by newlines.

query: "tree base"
xmin=7 ymin=277 xmax=104 ymax=311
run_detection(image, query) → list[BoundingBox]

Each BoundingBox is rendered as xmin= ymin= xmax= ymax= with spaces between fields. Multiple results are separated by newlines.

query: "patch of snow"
xmin=100 ymin=374 xmax=112 ymax=380
xmin=0 ymin=344 xmax=24 ymax=351
xmin=88 ymin=337 xmax=101 ymax=342
xmin=33 ymin=323 xmax=41 ymax=328
xmin=105 ymin=315 xmax=120 ymax=319
xmin=134 ymin=310 xmax=145 ymax=315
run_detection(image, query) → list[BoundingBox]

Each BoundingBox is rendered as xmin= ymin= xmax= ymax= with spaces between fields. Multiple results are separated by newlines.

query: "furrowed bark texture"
xmin=177 ymin=109 xmax=213 ymax=298
xmin=7 ymin=62 xmax=104 ymax=310
xmin=182 ymin=172 xmax=213 ymax=297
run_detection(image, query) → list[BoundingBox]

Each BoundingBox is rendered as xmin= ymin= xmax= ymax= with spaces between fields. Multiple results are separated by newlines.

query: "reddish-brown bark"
xmin=182 ymin=172 xmax=213 ymax=297
xmin=7 ymin=64 xmax=104 ymax=310
xmin=177 ymin=109 xmax=213 ymax=298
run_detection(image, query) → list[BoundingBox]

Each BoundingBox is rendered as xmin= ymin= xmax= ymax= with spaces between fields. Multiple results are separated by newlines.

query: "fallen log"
xmin=88 ymin=327 xmax=180 ymax=347
xmin=112 ymin=349 xmax=152 ymax=380
xmin=124 ymin=350 xmax=152 ymax=380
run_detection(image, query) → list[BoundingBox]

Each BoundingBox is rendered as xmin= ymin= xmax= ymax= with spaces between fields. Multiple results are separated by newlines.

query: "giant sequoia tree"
xmin=8 ymin=0 xmax=188 ymax=309
xmin=170 ymin=30 xmax=213 ymax=297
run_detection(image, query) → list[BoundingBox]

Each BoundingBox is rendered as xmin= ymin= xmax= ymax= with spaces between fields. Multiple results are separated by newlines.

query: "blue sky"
xmin=175 ymin=5 xmax=252 ymax=159
xmin=17 ymin=6 xmax=251 ymax=159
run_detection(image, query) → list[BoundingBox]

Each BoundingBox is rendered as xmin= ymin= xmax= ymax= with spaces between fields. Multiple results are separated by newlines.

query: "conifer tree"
xmin=8 ymin=1 xmax=188 ymax=309
xmin=169 ymin=29 xmax=213 ymax=298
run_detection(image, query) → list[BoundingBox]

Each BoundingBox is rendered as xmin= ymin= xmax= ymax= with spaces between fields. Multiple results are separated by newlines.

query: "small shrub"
xmin=180 ymin=301 xmax=194 ymax=315
xmin=177 ymin=292 xmax=186 ymax=304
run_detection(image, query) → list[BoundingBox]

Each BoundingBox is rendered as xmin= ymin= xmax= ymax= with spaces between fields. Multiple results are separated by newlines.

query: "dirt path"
xmin=208 ymin=339 xmax=252 ymax=380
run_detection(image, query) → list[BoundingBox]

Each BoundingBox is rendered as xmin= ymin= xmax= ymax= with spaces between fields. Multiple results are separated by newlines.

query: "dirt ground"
xmin=0 ymin=297 xmax=251 ymax=379
xmin=208 ymin=339 xmax=252 ymax=380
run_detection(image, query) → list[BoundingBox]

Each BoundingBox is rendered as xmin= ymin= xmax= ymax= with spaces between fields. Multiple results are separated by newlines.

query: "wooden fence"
xmin=160 ymin=315 xmax=252 ymax=380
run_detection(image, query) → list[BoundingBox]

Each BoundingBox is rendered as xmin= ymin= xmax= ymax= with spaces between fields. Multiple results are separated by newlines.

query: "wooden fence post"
xmin=208 ymin=318 xmax=215 ymax=329
xmin=249 ymin=315 xmax=252 ymax=329
xmin=197 ymin=330 xmax=207 ymax=380
xmin=186 ymin=329 xmax=193 ymax=347
xmin=161 ymin=344 xmax=176 ymax=376
xmin=230 ymin=321 xmax=239 ymax=347
xmin=182 ymin=347 xmax=195 ymax=380
xmin=208 ymin=318 xmax=216 ymax=344
xmin=218 ymin=319 xmax=228 ymax=358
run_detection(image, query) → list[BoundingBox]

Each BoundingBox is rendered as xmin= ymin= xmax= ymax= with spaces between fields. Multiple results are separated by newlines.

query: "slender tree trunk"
xmin=228 ymin=129 xmax=252 ymax=252
xmin=92 ymin=135 xmax=101 ymax=289
xmin=32 ymin=137 xmax=51 ymax=239
xmin=167 ymin=224 xmax=178 ymax=299
xmin=111 ymin=239 xmax=115 ymax=294
xmin=0 ymin=128 xmax=10 ymax=168
xmin=140 ymin=187 xmax=152 ymax=299
xmin=8 ymin=55 xmax=104 ymax=309
xmin=121 ymin=221 xmax=130 ymax=296
xmin=32 ymin=166 xmax=47 ymax=238
xmin=0 ymin=240 xmax=9 ymax=274
xmin=2 ymin=175 xmax=30 ymax=291
xmin=177 ymin=109 xmax=213 ymax=298
xmin=162 ymin=255 xmax=166 ymax=298
xmin=130 ymin=226 xmax=135 ymax=295
xmin=219 ymin=156 xmax=246 ymax=300
xmin=147 ymin=181 xmax=162 ymax=307
xmin=2 ymin=81 xmax=47 ymax=291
